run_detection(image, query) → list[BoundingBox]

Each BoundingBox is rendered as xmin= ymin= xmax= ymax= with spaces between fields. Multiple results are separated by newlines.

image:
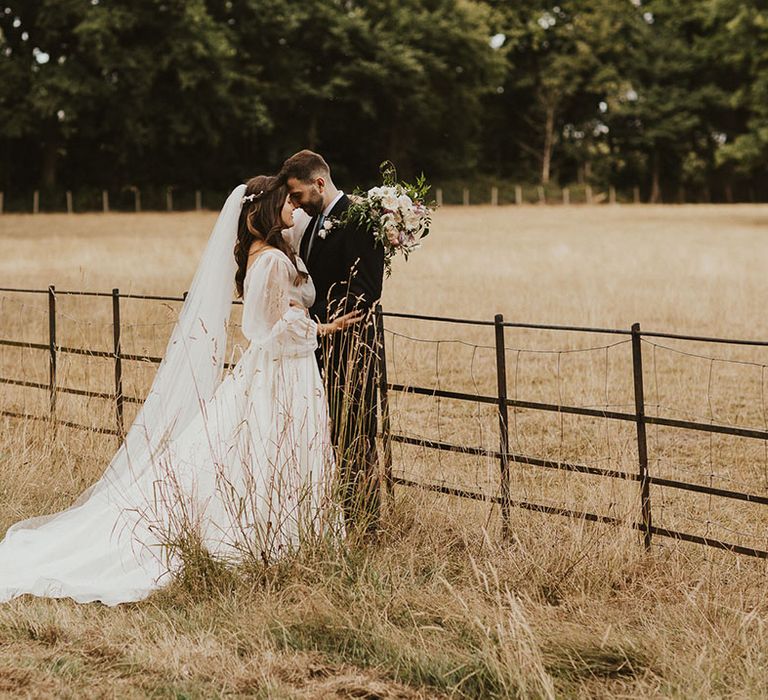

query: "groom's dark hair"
xmin=279 ymin=149 xmax=330 ymax=183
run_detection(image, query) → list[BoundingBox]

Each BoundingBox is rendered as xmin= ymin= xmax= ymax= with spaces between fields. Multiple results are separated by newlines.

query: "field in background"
xmin=2 ymin=205 xmax=768 ymax=697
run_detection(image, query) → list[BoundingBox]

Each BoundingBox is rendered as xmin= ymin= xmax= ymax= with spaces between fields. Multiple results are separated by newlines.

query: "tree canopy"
xmin=1 ymin=0 xmax=766 ymax=202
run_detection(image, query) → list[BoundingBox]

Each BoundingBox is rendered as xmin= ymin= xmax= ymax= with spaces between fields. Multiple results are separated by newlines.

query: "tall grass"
xmin=2 ymin=205 xmax=768 ymax=696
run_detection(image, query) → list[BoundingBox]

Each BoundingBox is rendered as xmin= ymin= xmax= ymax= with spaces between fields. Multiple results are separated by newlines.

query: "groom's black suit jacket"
xmin=300 ymin=193 xmax=385 ymax=531
xmin=300 ymin=194 xmax=385 ymax=325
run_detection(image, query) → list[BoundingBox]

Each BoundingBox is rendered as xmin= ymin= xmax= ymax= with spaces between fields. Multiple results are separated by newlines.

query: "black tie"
xmin=306 ymin=214 xmax=325 ymax=259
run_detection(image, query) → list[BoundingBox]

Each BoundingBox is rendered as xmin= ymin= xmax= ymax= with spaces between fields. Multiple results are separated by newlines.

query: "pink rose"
xmin=385 ymin=224 xmax=401 ymax=247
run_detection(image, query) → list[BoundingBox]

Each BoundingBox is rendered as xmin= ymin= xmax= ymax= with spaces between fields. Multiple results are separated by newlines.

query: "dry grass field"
xmin=2 ymin=204 xmax=768 ymax=698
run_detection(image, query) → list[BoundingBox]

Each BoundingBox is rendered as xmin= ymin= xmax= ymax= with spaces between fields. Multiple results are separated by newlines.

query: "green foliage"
xmin=713 ymin=1 xmax=768 ymax=175
xmin=1 ymin=0 xmax=767 ymax=200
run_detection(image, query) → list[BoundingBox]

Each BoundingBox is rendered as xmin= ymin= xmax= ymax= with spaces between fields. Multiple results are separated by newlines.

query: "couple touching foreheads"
xmin=0 ymin=150 xmax=385 ymax=606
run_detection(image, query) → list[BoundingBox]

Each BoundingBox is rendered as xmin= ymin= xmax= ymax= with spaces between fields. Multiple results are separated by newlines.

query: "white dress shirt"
xmin=323 ymin=190 xmax=344 ymax=218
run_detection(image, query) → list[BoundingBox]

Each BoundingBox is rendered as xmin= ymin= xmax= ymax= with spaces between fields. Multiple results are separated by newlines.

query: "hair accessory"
xmin=241 ymin=190 xmax=264 ymax=204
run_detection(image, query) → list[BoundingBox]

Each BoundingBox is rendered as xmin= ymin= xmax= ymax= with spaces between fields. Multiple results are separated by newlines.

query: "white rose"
xmin=381 ymin=193 xmax=399 ymax=211
xmin=398 ymin=193 xmax=413 ymax=210
xmin=404 ymin=208 xmax=420 ymax=229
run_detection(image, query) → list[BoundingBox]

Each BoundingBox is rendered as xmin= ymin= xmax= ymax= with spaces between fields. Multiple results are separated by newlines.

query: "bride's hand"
xmin=318 ymin=310 xmax=365 ymax=337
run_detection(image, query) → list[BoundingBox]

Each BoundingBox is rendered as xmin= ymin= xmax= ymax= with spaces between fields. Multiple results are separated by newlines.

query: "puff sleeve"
xmin=241 ymin=250 xmax=317 ymax=356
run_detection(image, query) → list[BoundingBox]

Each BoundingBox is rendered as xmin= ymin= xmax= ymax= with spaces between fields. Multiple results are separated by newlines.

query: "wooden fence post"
xmin=133 ymin=187 xmax=141 ymax=213
xmin=33 ymin=190 xmax=39 ymax=214
xmin=537 ymin=186 xmax=546 ymax=205
xmin=195 ymin=190 xmax=202 ymax=211
xmin=631 ymin=322 xmax=652 ymax=550
xmin=66 ymin=190 xmax=73 ymax=214
xmin=375 ymin=303 xmax=394 ymax=503
xmin=436 ymin=188 xmax=443 ymax=207
xmin=585 ymin=185 xmax=593 ymax=205
xmin=562 ymin=187 xmax=570 ymax=205
xmin=166 ymin=187 xmax=173 ymax=212
xmin=48 ymin=285 xmax=57 ymax=419
xmin=462 ymin=188 xmax=470 ymax=206
xmin=515 ymin=185 xmax=522 ymax=205
xmin=494 ymin=314 xmax=511 ymax=539
xmin=609 ymin=185 xmax=617 ymax=204
xmin=102 ymin=190 xmax=109 ymax=213
xmin=491 ymin=186 xmax=498 ymax=206
xmin=112 ymin=288 xmax=124 ymax=437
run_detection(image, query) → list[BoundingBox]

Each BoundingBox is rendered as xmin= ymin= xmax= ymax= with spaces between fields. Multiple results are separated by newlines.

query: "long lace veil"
xmin=3 ymin=184 xmax=246 ymax=535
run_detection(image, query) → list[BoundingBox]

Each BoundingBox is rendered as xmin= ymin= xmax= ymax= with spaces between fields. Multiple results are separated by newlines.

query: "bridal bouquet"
xmin=346 ymin=162 xmax=434 ymax=276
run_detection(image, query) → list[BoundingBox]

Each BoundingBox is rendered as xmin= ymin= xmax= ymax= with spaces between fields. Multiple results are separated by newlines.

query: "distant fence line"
xmin=1 ymin=188 xmax=216 ymax=215
xmin=0 ymin=182 xmax=751 ymax=214
xmin=3 ymin=285 xmax=768 ymax=560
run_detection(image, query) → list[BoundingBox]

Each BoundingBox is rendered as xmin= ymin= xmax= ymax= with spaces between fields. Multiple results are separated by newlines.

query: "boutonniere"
xmin=317 ymin=217 xmax=339 ymax=240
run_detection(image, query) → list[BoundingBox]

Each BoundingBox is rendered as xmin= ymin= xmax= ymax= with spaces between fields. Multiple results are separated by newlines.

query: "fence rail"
xmin=2 ymin=285 xmax=768 ymax=560
xmin=4 ymin=182 xmax=759 ymax=214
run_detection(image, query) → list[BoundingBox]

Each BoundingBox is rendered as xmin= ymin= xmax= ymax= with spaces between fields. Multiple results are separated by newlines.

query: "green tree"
xmin=219 ymin=0 xmax=506 ymax=183
xmin=713 ymin=1 xmax=768 ymax=191
xmin=2 ymin=0 xmax=767 ymax=199
xmin=485 ymin=0 xmax=636 ymax=185
xmin=1 ymin=1 xmax=96 ymax=188
xmin=0 ymin=0 xmax=249 ymax=191
xmin=600 ymin=1 xmax=730 ymax=201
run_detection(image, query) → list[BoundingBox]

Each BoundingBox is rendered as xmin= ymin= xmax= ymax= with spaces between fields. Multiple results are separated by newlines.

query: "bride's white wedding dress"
xmin=0 ymin=186 xmax=334 ymax=606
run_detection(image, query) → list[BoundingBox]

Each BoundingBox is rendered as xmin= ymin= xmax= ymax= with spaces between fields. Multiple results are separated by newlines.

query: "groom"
xmin=279 ymin=150 xmax=385 ymax=535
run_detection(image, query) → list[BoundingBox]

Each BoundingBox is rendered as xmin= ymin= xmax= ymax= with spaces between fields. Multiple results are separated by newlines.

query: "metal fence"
xmin=3 ymin=285 xmax=768 ymax=559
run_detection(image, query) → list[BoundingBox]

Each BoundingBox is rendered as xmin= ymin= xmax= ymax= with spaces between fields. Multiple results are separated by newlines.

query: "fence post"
xmin=633 ymin=186 xmax=640 ymax=204
xmin=66 ymin=190 xmax=73 ymax=214
xmin=436 ymin=188 xmax=443 ymax=207
xmin=112 ymin=288 xmax=124 ymax=437
xmin=132 ymin=187 xmax=141 ymax=213
xmin=631 ymin=322 xmax=652 ymax=550
xmin=102 ymin=190 xmax=109 ymax=213
xmin=33 ymin=190 xmax=39 ymax=214
xmin=375 ymin=303 xmax=393 ymax=503
xmin=491 ymin=186 xmax=498 ymax=206
xmin=537 ymin=185 xmax=546 ymax=205
xmin=515 ymin=185 xmax=522 ymax=205
xmin=562 ymin=187 xmax=570 ymax=205
xmin=195 ymin=190 xmax=202 ymax=211
xmin=609 ymin=185 xmax=617 ymax=204
xmin=48 ymin=285 xmax=57 ymax=419
xmin=494 ymin=314 xmax=511 ymax=539
xmin=585 ymin=185 xmax=593 ymax=205
xmin=462 ymin=188 xmax=470 ymax=206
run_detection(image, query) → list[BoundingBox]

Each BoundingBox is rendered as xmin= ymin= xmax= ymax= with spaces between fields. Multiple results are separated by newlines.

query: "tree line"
xmin=1 ymin=0 xmax=766 ymax=204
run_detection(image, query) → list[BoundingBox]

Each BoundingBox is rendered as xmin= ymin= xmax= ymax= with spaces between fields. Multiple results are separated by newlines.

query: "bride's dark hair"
xmin=234 ymin=175 xmax=306 ymax=298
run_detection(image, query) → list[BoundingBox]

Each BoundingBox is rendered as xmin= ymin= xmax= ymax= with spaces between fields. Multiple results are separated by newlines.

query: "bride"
xmin=0 ymin=176 xmax=360 ymax=606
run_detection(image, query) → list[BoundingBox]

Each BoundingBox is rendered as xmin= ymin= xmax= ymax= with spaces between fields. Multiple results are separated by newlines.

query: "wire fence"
xmin=3 ymin=285 xmax=768 ymax=559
